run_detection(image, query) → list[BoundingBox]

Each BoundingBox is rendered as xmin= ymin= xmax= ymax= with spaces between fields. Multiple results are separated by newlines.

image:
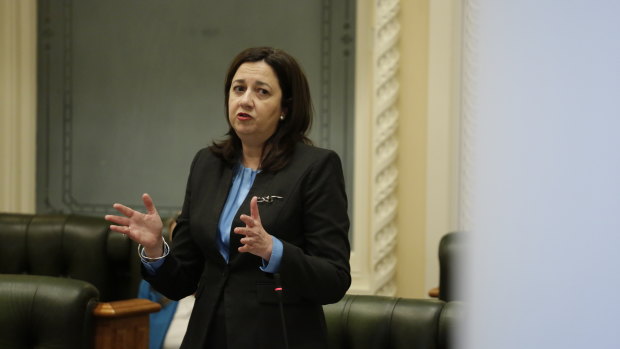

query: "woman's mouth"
xmin=237 ymin=113 xmax=252 ymax=121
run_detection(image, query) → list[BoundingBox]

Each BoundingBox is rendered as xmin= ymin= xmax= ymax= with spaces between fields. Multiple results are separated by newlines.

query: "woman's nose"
xmin=239 ymin=90 xmax=254 ymax=108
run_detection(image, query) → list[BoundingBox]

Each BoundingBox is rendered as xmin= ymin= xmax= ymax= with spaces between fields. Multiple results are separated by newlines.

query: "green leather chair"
xmin=0 ymin=274 xmax=99 ymax=349
xmin=0 ymin=213 xmax=160 ymax=349
xmin=323 ymin=294 xmax=464 ymax=349
xmin=438 ymin=232 xmax=466 ymax=302
xmin=429 ymin=232 xmax=467 ymax=301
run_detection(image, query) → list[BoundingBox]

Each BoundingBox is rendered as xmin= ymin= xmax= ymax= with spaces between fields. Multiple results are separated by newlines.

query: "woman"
xmin=105 ymin=47 xmax=350 ymax=349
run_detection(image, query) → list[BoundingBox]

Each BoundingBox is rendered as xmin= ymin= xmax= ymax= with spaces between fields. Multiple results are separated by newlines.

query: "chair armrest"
xmin=93 ymin=298 xmax=161 ymax=317
xmin=93 ymin=298 xmax=161 ymax=349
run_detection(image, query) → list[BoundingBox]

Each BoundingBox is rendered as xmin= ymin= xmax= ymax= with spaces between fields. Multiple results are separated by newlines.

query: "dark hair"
xmin=210 ymin=47 xmax=313 ymax=172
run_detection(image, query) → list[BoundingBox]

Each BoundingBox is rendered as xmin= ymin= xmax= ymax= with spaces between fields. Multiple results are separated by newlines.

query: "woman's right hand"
xmin=104 ymin=193 xmax=164 ymax=258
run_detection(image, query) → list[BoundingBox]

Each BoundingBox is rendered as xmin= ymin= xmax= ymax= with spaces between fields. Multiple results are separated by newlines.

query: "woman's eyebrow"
xmin=254 ymin=81 xmax=271 ymax=88
xmin=232 ymin=79 xmax=272 ymax=89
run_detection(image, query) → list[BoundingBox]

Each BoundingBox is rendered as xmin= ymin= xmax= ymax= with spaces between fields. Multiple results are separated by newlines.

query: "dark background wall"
xmin=37 ymin=0 xmax=355 ymax=217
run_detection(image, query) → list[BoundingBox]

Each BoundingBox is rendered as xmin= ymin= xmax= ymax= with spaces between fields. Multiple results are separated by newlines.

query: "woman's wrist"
xmin=261 ymin=236 xmax=274 ymax=261
xmin=144 ymin=243 xmax=164 ymax=258
xmin=138 ymin=239 xmax=170 ymax=262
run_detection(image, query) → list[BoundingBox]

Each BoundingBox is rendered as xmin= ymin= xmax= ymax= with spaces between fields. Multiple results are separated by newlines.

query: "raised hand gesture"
xmin=105 ymin=193 xmax=164 ymax=257
xmin=234 ymin=196 xmax=274 ymax=261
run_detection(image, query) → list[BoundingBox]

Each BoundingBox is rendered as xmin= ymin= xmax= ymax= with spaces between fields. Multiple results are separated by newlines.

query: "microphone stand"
xmin=274 ymin=273 xmax=290 ymax=349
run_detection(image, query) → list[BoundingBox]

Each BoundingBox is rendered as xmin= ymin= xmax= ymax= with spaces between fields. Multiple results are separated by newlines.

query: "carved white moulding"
xmin=371 ymin=0 xmax=400 ymax=296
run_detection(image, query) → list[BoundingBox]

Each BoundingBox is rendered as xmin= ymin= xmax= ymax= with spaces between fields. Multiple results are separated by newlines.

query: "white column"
xmin=0 ymin=0 xmax=37 ymax=213
xmin=351 ymin=0 xmax=400 ymax=295
xmin=425 ymin=0 xmax=463 ymax=294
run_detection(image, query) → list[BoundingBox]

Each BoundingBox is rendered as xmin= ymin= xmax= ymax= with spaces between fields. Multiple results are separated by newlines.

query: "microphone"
xmin=274 ymin=273 xmax=290 ymax=349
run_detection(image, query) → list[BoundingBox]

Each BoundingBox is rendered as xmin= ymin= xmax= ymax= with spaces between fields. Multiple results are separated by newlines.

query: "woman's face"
xmin=228 ymin=60 xmax=285 ymax=147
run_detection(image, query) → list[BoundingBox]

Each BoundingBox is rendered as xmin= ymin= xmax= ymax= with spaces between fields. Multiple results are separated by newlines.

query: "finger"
xmin=104 ymin=214 xmax=130 ymax=226
xmin=142 ymin=193 xmax=158 ymax=215
xmin=233 ymin=227 xmax=245 ymax=236
xmin=109 ymin=225 xmax=130 ymax=234
xmin=233 ymin=226 xmax=253 ymax=236
xmin=239 ymin=214 xmax=255 ymax=228
xmin=238 ymin=241 xmax=257 ymax=252
xmin=112 ymin=203 xmax=135 ymax=217
xmin=250 ymin=196 xmax=260 ymax=222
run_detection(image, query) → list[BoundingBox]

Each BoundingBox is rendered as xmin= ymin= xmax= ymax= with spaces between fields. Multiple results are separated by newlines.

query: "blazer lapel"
xmin=203 ymin=164 xmax=234 ymax=265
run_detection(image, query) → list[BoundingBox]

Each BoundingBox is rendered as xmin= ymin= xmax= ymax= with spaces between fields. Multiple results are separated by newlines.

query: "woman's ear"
xmin=280 ymin=106 xmax=289 ymax=121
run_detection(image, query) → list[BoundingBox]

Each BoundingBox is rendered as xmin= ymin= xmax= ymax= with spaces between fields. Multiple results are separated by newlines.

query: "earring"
xmin=280 ymin=114 xmax=285 ymax=121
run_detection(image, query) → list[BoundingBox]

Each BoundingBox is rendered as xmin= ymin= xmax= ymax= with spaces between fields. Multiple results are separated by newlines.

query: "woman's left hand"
xmin=234 ymin=196 xmax=273 ymax=260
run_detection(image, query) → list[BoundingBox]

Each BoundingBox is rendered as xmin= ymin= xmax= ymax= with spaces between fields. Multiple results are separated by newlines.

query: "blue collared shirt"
xmin=143 ymin=164 xmax=283 ymax=274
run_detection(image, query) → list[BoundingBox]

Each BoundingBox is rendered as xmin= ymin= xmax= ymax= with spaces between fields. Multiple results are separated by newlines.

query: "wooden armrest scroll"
xmin=93 ymin=298 xmax=161 ymax=318
xmin=93 ymin=298 xmax=161 ymax=349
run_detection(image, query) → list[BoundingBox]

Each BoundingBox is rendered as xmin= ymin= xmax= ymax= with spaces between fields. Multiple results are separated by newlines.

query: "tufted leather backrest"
xmin=0 ymin=274 xmax=99 ymax=349
xmin=0 ymin=213 xmax=141 ymax=302
xmin=323 ymin=294 xmax=460 ymax=349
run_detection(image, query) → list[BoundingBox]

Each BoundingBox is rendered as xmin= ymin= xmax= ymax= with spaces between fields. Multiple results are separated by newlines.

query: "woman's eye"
xmin=258 ymin=88 xmax=270 ymax=95
xmin=232 ymin=85 xmax=245 ymax=93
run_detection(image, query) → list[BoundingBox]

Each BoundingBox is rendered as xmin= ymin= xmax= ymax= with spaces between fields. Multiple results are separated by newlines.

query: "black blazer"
xmin=143 ymin=142 xmax=351 ymax=349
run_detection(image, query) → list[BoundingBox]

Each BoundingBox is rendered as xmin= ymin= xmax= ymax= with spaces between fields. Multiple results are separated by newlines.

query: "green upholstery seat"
xmin=0 ymin=274 xmax=99 ymax=349
xmin=323 ymin=294 xmax=462 ymax=349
